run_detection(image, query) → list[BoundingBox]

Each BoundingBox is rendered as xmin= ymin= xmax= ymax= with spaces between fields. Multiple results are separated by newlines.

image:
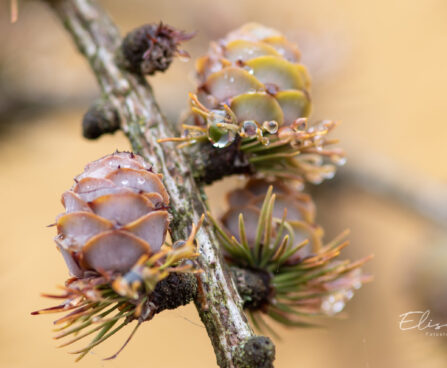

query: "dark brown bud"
xmin=82 ymin=101 xmax=120 ymax=139
xmin=234 ymin=336 xmax=275 ymax=368
xmin=122 ymin=23 xmax=194 ymax=76
xmin=231 ymin=266 xmax=273 ymax=311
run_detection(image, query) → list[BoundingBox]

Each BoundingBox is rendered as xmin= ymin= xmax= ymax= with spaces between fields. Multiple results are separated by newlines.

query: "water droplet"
xmin=253 ymin=127 xmax=269 ymax=145
xmin=331 ymin=155 xmax=347 ymax=166
xmin=137 ymin=177 xmax=146 ymax=185
xmin=345 ymin=290 xmax=354 ymax=300
xmin=321 ymin=291 xmax=347 ymax=316
xmin=349 ymin=269 xmax=363 ymax=290
xmin=306 ymin=173 xmax=324 ymax=185
xmin=321 ymin=120 xmax=334 ymax=129
xmin=278 ymin=126 xmax=294 ymax=139
xmin=262 ymin=120 xmax=279 ymax=134
xmin=323 ymin=171 xmax=335 ymax=180
xmin=291 ymin=117 xmax=308 ymax=131
xmin=208 ymin=122 xmax=236 ymax=148
xmin=322 ymin=166 xmax=336 ymax=180
xmin=208 ymin=110 xmax=227 ymax=125
xmin=121 ymin=179 xmax=129 ymax=185
xmin=244 ymin=66 xmax=254 ymax=75
xmin=240 ymin=120 xmax=259 ymax=137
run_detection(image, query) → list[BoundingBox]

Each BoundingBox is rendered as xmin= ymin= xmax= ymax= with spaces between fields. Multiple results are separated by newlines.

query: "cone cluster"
xmin=34 ymin=21 xmax=371 ymax=361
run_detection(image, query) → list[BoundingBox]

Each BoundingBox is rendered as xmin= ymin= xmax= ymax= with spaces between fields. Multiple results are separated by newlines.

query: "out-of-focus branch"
xmin=341 ymin=153 xmax=447 ymax=228
xmin=44 ymin=0 xmax=274 ymax=366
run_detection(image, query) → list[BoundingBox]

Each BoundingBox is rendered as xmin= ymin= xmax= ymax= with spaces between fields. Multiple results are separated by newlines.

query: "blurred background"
xmin=1 ymin=0 xmax=447 ymax=367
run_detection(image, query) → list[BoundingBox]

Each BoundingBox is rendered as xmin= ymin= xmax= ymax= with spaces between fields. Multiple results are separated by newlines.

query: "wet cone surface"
xmin=196 ymin=23 xmax=311 ymax=125
xmin=163 ymin=23 xmax=345 ymax=184
xmin=55 ymin=152 xmax=170 ymax=277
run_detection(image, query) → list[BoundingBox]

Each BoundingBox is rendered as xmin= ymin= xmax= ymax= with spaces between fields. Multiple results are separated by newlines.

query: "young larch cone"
xmin=55 ymin=151 xmax=169 ymax=277
xmin=161 ymin=23 xmax=345 ymax=184
xmin=195 ymin=22 xmax=310 ymax=124
xmin=34 ymin=152 xmax=202 ymax=361
xmin=209 ymin=180 xmax=372 ymax=331
xmin=222 ymin=178 xmax=322 ymax=260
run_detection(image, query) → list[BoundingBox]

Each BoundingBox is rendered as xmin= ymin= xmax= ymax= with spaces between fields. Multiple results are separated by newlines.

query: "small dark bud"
xmin=231 ymin=266 xmax=273 ymax=310
xmin=122 ymin=22 xmax=194 ymax=76
xmin=234 ymin=336 xmax=276 ymax=368
xmin=82 ymin=101 xmax=120 ymax=139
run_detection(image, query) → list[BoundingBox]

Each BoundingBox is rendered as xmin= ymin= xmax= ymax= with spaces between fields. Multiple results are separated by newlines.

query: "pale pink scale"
xmin=77 ymin=152 xmax=149 ymax=180
xmin=106 ymin=168 xmax=169 ymax=206
xmin=56 ymin=211 xmax=114 ymax=251
xmin=61 ymin=191 xmax=92 ymax=213
xmin=55 ymin=241 xmax=83 ymax=278
xmin=81 ymin=230 xmax=151 ymax=273
xmin=222 ymin=206 xmax=260 ymax=246
xmin=226 ymin=188 xmax=255 ymax=208
xmin=124 ymin=211 xmax=169 ymax=253
xmin=89 ymin=192 xmax=155 ymax=225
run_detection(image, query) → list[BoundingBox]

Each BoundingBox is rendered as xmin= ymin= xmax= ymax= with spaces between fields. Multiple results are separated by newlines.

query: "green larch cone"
xmin=195 ymin=22 xmax=310 ymax=123
xmin=209 ymin=180 xmax=372 ymax=332
xmin=33 ymin=152 xmax=202 ymax=361
xmin=162 ymin=23 xmax=345 ymax=184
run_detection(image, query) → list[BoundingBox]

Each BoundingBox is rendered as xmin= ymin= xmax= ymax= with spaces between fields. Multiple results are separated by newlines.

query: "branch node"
xmin=121 ymin=23 xmax=194 ymax=76
xmin=82 ymin=100 xmax=120 ymax=139
xmin=233 ymin=336 xmax=275 ymax=368
xmin=146 ymin=272 xmax=197 ymax=317
xmin=192 ymin=138 xmax=254 ymax=184
xmin=231 ymin=267 xmax=273 ymax=311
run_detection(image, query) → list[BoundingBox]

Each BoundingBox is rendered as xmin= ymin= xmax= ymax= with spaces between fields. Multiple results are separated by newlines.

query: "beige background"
xmin=1 ymin=0 xmax=446 ymax=367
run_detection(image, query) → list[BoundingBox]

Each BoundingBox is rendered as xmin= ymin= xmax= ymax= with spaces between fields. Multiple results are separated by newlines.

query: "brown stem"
xmin=191 ymin=138 xmax=254 ymax=184
xmin=44 ymin=0 xmax=274 ymax=366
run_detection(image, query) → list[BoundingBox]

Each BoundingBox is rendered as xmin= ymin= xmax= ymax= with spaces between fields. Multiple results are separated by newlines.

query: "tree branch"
xmin=45 ymin=0 xmax=274 ymax=366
